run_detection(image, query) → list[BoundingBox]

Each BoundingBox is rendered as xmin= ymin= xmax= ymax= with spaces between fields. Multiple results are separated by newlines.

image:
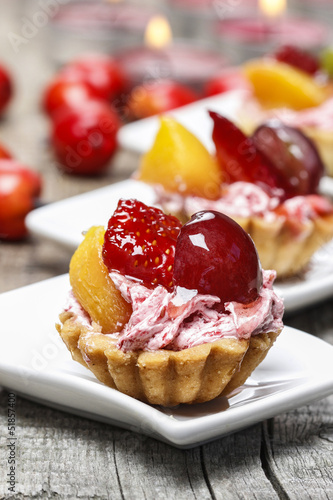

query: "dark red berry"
xmin=252 ymin=121 xmax=324 ymax=196
xmin=102 ymin=199 xmax=182 ymax=290
xmin=272 ymin=45 xmax=320 ymax=75
xmin=209 ymin=111 xmax=288 ymax=199
xmin=173 ymin=210 xmax=263 ymax=307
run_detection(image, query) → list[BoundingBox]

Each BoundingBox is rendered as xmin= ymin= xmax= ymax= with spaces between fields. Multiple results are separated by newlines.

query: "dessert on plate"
xmin=136 ymin=113 xmax=333 ymax=278
xmin=238 ymin=45 xmax=333 ymax=176
xmin=57 ymin=199 xmax=283 ymax=406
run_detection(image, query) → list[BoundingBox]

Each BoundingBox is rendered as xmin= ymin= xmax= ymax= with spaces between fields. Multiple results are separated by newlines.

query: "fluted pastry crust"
xmin=57 ymin=311 xmax=281 ymax=406
xmin=232 ymin=213 xmax=333 ymax=278
xmin=302 ymin=127 xmax=333 ymax=177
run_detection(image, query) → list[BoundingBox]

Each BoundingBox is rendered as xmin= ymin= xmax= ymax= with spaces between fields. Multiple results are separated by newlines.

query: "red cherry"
xmin=0 ymin=159 xmax=42 ymax=240
xmin=51 ymin=99 xmax=120 ymax=175
xmin=43 ymin=76 xmax=99 ymax=117
xmin=252 ymin=121 xmax=324 ymax=196
xmin=61 ymin=54 xmax=128 ymax=102
xmin=209 ymin=111 xmax=288 ymax=199
xmin=203 ymin=68 xmax=250 ymax=97
xmin=0 ymin=142 xmax=12 ymax=159
xmin=173 ymin=210 xmax=263 ymax=306
xmin=272 ymin=45 xmax=320 ymax=76
xmin=102 ymin=199 xmax=182 ymax=290
xmin=127 ymin=80 xmax=198 ymax=119
xmin=0 ymin=63 xmax=12 ymax=115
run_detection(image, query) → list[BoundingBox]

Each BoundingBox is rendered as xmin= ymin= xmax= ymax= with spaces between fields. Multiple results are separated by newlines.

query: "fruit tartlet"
xmin=136 ymin=114 xmax=333 ymax=279
xmin=56 ymin=199 xmax=283 ymax=406
xmin=238 ymin=46 xmax=333 ymax=176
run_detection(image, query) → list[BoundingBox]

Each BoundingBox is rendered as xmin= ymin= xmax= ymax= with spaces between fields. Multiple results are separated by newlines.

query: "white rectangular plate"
xmin=26 ymin=178 xmax=333 ymax=313
xmin=0 ymin=275 xmax=333 ymax=448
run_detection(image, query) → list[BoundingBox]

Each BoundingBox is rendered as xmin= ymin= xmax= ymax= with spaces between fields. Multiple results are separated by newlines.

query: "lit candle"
xmin=215 ymin=0 xmax=329 ymax=63
xmin=114 ymin=15 xmax=228 ymax=92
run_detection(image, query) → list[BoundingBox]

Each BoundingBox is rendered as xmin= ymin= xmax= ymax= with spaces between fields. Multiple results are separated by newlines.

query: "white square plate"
xmin=26 ymin=178 xmax=333 ymax=314
xmin=0 ymin=275 xmax=333 ymax=448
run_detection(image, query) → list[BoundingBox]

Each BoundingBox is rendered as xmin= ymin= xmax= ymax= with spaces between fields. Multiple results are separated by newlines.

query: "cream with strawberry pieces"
xmin=57 ymin=199 xmax=283 ymax=406
xmin=137 ymin=114 xmax=333 ymax=278
xmin=238 ymin=45 xmax=333 ymax=176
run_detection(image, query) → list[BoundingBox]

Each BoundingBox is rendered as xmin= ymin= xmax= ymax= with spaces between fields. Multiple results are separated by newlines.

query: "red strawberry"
xmin=272 ymin=45 xmax=320 ymax=76
xmin=209 ymin=111 xmax=288 ymax=199
xmin=102 ymin=199 xmax=182 ymax=290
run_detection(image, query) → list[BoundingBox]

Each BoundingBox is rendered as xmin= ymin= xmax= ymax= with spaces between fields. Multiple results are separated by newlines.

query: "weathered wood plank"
xmin=262 ymin=395 xmax=333 ymax=500
xmin=202 ymin=426 xmax=279 ymax=500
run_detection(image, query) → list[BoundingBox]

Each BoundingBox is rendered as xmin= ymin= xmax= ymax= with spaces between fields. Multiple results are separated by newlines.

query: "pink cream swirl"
xmin=109 ymin=269 xmax=283 ymax=352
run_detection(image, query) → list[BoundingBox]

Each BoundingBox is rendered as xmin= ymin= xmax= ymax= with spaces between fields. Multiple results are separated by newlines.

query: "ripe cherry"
xmin=61 ymin=54 xmax=128 ymax=102
xmin=0 ymin=159 xmax=42 ymax=240
xmin=173 ymin=210 xmax=263 ymax=307
xmin=0 ymin=63 xmax=12 ymax=116
xmin=51 ymin=99 xmax=120 ymax=175
xmin=252 ymin=121 xmax=324 ymax=196
xmin=210 ymin=111 xmax=288 ymax=199
xmin=43 ymin=76 xmax=99 ymax=117
xmin=0 ymin=142 xmax=12 ymax=159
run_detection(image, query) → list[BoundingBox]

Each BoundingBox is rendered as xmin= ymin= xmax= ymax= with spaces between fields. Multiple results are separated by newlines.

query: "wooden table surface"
xmin=0 ymin=2 xmax=333 ymax=499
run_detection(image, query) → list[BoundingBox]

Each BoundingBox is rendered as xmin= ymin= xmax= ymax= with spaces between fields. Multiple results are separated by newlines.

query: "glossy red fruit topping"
xmin=0 ymin=159 xmax=42 ymax=240
xmin=210 ymin=111 xmax=288 ymax=198
xmin=51 ymin=99 xmax=120 ymax=175
xmin=272 ymin=45 xmax=320 ymax=75
xmin=173 ymin=210 xmax=263 ymax=306
xmin=0 ymin=63 xmax=12 ymax=115
xmin=0 ymin=142 xmax=12 ymax=159
xmin=252 ymin=121 xmax=324 ymax=197
xmin=43 ymin=76 xmax=99 ymax=117
xmin=102 ymin=199 xmax=182 ymax=290
xmin=61 ymin=54 xmax=128 ymax=102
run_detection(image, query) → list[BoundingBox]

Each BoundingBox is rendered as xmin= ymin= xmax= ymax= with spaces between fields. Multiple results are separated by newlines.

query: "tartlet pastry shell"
xmin=57 ymin=311 xmax=281 ymax=406
xmin=302 ymin=127 xmax=333 ymax=178
xmin=232 ymin=214 xmax=333 ymax=279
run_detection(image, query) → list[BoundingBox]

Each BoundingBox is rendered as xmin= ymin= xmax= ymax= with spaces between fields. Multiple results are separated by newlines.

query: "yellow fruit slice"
xmin=243 ymin=59 xmax=328 ymax=110
xmin=69 ymin=226 xmax=132 ymax=333
xmin=137 ymin=116 xmax=222 ymax=199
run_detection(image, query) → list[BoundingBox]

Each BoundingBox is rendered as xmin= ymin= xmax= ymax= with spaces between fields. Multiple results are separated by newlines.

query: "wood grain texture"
xmin=0 ymin=2 xmax=333 ymax=499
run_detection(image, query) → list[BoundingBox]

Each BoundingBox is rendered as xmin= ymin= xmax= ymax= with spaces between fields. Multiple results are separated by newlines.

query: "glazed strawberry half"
xmin=102 ymin=199 xmax=182 ymax=290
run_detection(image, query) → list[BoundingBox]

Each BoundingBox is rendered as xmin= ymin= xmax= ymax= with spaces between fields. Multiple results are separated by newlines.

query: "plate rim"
xmin=1 ymin=274 xmax=333 ymax=447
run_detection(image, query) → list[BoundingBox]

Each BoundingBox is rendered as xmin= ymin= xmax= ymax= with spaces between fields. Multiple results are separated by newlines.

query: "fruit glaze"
xmin=156 ymin=113 xmax=333 ymax=227
xmin=65 ymin=199 xmax=283 ymax=352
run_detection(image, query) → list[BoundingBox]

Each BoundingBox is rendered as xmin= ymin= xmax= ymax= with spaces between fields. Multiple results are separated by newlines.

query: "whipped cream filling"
xmin=111 ymin=270 xmax=283 ymax=352
xmin=240 ymin=96 xmax=333 ymax=132
xmin=156 ymin=182 xmax=333 ymax=222
xmin=258 ymin=98 xmax=333 ymax=132
xmin=65 ymin=269 xmax=283 ymax=353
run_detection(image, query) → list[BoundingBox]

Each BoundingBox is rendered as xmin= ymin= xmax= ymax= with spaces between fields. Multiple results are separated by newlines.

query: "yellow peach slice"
xmin=243 ymin=59 xmax=329 ymax=110
xmin=69 ymin=226 xmax=132 ymax=333
xmin=137 ymin=116 xmax=222 ymax=199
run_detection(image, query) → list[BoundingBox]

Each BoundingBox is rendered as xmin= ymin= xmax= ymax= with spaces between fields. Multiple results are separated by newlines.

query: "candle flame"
xmin=144 ymin=16 xmax=172 ymax=49
xmin=258 ymin=0 xmax=286 ymax=17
